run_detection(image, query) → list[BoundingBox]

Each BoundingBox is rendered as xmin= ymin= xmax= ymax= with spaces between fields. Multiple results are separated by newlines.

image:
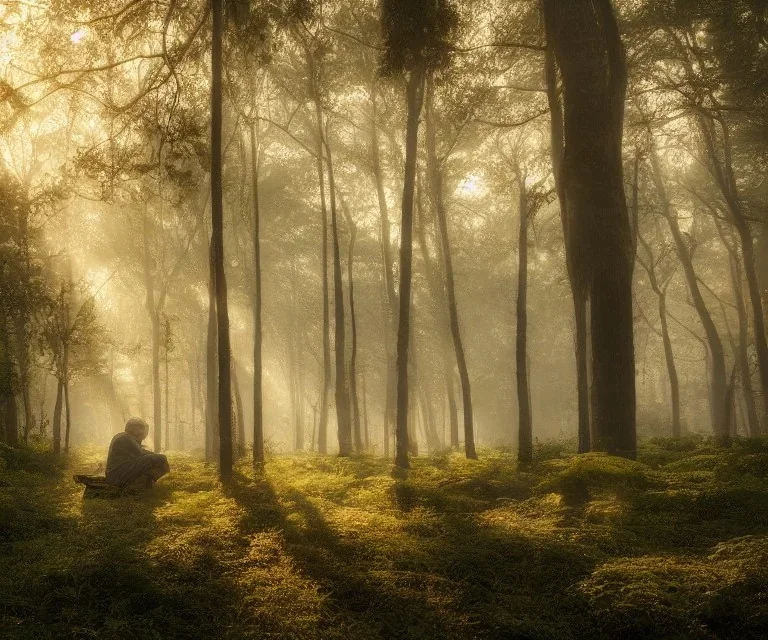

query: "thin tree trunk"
xmin=142 ymin=209 xmax=163 ymax=453
xmin=249 ymin=123 xmax=264 ymax=465
xmin=361 ymin=368 xmax=370 ymax=452
xmin=416 ymin=169 xmax=459 ymax=449
xmin=63 ymin=364 xmax=71 ymax=452
xmin=164 ymin=327 xmax=169 ymax=451
xmin=312 ymin=110 xmax=331 ymax=457
xmin=425 ymin=83 xmax=476 ymax=459
xmin=395 ymin=62 xmax=426 ymax=469
xmin=371 ymin=86 xmax=398 ymax=460
xmin=516 ymin=174 xmax=532 ymax=464
xmin=341 ymin=200 xmax=362 ymax=453
xmin=232 ymin=359 xmax=245 ymax=458
xmin=52 ymin=379 xmax=63 ymax=454
xmin=650 ymin=151 xmax=728 ymax=444
xmin=322 ymin=125 xmax=352 ymax=456
xmin=658 ymin=295 xmax=682 ymax=438
xmin=729 ymin=253 xmax=761 ymax=437
xmin=206 ymin=240 xmax=218 ymax=461
xmin=211 ymin=0 xmax=233 ymax=481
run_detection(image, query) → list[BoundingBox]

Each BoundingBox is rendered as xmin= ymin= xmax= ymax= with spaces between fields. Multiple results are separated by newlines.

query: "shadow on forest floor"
xmin=2 ymin=439 xmax=768 ymax=639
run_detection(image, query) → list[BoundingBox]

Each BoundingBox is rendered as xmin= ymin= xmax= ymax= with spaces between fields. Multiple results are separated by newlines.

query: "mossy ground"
xmin=2 ymin=438 xmax=768 ymax=639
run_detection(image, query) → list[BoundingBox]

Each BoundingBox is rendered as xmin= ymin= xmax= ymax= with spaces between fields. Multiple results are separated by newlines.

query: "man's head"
xmin=125 ymin=417 xmax=149 ymax=443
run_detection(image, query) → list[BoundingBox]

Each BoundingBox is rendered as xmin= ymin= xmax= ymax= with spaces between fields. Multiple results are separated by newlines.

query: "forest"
xmin=1 ymin=0 xmax=768 ymax=638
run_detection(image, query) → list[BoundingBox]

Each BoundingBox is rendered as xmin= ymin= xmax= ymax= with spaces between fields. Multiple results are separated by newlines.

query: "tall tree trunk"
xmin=425 ymin=83 xmax=476 ymax=459
xmin=164 ymin=329 xmax=170 ymax=451
xmin=323 ymin=131 xmax=352 ymax=456
xmin=543 ymin=33 xmax=590 ymax=454
xmin=341 ymin=200 xmax=362 ymax=453
xmin=361 ymin=368 xmax=370 ymax=452
xmin=371 ymin=85 xmax=398 ymax=459
xmin=416 ymin=167 xmax=459 ymax=450
xmin=395 ymin=62 xmax=426 ymax=469
xmin=52 ymin=379 xmax=63 ymax=454
xmin=516 ymin=175 xmax=532 ymax=464
xmin=695 ymin=112 xmax=768 ymax=427
xmin=543 ymin=0 xmax=636 ymax=458
xmin=729 ymin=253 xmax=761 ymax=437
xmin=142 ymin=209 xmax=163 ymax=453
xmin=232 ymin=359 xmax=245 ymax=458
xmin=658 ymin=295 xmax=682 ymax=438
xmin=249 ymin=123 xmax=264 ymax=465
xmin=311 ymin=108 xmax=331 ymax=457
xmin=206 ymin=240 xmax=218 ymax=461
xmin=211 ymin=0 xmax=233 ymax=481
xmin=188 ymin=354 xmax=196 ymax=452
xmin=650 ymin=152 xmax=728 ymax=443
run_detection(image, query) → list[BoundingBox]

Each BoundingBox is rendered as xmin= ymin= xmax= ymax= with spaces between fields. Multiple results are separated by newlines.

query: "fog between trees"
xmin=1 ymin=0 xmax=767 ymax=476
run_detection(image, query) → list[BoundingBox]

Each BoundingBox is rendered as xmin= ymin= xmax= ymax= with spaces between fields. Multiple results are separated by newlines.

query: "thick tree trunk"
xmin=395 ymin=63 xmax=426 ymax=469
xmin=543 ymin=0 xmax=636 ymax=458
xmin=543 ymin=35 xmax=591 ymax=454
xmin=249 ymin=123 xmax=264 ymax=465
xmin=341 ymin=200 xmax=362 ymax=453
xmin=425 ymin=83 xmax=476 ymax=459
xmin=211 ymin=0 xmax=233 ymax=481
xmin=516 ymin=177 xmax=532 ymax=464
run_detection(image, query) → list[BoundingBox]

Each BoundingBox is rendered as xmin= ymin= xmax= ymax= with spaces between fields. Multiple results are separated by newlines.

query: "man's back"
xmin=105 ymin=432 xmax=148 ymax=481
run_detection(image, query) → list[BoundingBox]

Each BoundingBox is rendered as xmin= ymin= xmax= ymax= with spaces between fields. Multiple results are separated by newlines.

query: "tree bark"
xmin=52 ymin=379 xmax=63 ymax=454
xmin=211 ymin=0 xmax=233 ymax=481
xmin=370 ymin=86 xmax=398 ymax=458
xmin=425 ymin=83 xmax=476 ymax=460
xmin=543 ymin=0 xmax=636 ymax=457
xmin=341 ymin=199 xmax=362 ymax=453
xmin=249 ymin=123 xmax=264 ymax=465
xmin=650 ymin=151 xmax=728 ymax=443
xmin=543 ymin=32 xmax=591 ymax=454
xmin=323 ymin=127 xmax=352 ymax=456
xmin=206 ymin=241 xmax=218 ymax=461
xmin=395 ymin=62 xmax=426 ymax=469
xmin=729 ymin=252 xmax=761 ymax=437
xmin=516 ymin=174 xmax=532 ymax=464
xmin=415 ymin=171 xmax=459 ymax=449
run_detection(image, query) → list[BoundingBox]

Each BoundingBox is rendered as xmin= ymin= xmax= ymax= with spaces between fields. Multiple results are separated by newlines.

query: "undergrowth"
xmin=1 ymin=439 xmax=768 ymax=639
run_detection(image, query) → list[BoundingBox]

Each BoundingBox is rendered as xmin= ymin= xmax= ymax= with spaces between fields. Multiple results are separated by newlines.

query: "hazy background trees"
xmin=0 ymin=0 xmax=766 ymax=467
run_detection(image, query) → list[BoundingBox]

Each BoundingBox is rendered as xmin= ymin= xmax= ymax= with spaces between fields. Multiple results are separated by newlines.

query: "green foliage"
xmin=380 ymin=0 xmax=458 ymax=74
xmin=2 ymin=442 xmax=768 ymax=638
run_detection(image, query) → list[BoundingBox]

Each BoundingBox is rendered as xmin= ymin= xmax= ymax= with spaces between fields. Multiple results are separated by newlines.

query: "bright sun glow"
xmin=71 ymin=28 xmax=87 ymax=44
xmin=457 ymin=174 xmax=486 ymax=198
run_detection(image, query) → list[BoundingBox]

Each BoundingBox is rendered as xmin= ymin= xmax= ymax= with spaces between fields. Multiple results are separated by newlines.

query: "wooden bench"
xmin=73 ymin=474 xmax=124 ymax=499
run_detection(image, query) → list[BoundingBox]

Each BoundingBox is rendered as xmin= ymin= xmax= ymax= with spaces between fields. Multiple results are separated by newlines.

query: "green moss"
xmin=1 ymin=443 xmax=767 ymax=638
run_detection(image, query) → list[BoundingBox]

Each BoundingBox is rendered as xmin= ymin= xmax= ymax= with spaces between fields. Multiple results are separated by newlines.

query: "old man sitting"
xmin=106 ymin=418 xmax=170 ymax=491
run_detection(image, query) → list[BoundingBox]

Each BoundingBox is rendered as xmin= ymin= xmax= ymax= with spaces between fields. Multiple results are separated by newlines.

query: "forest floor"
xmin=2 ymin=439 xmax=768 ymax=639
